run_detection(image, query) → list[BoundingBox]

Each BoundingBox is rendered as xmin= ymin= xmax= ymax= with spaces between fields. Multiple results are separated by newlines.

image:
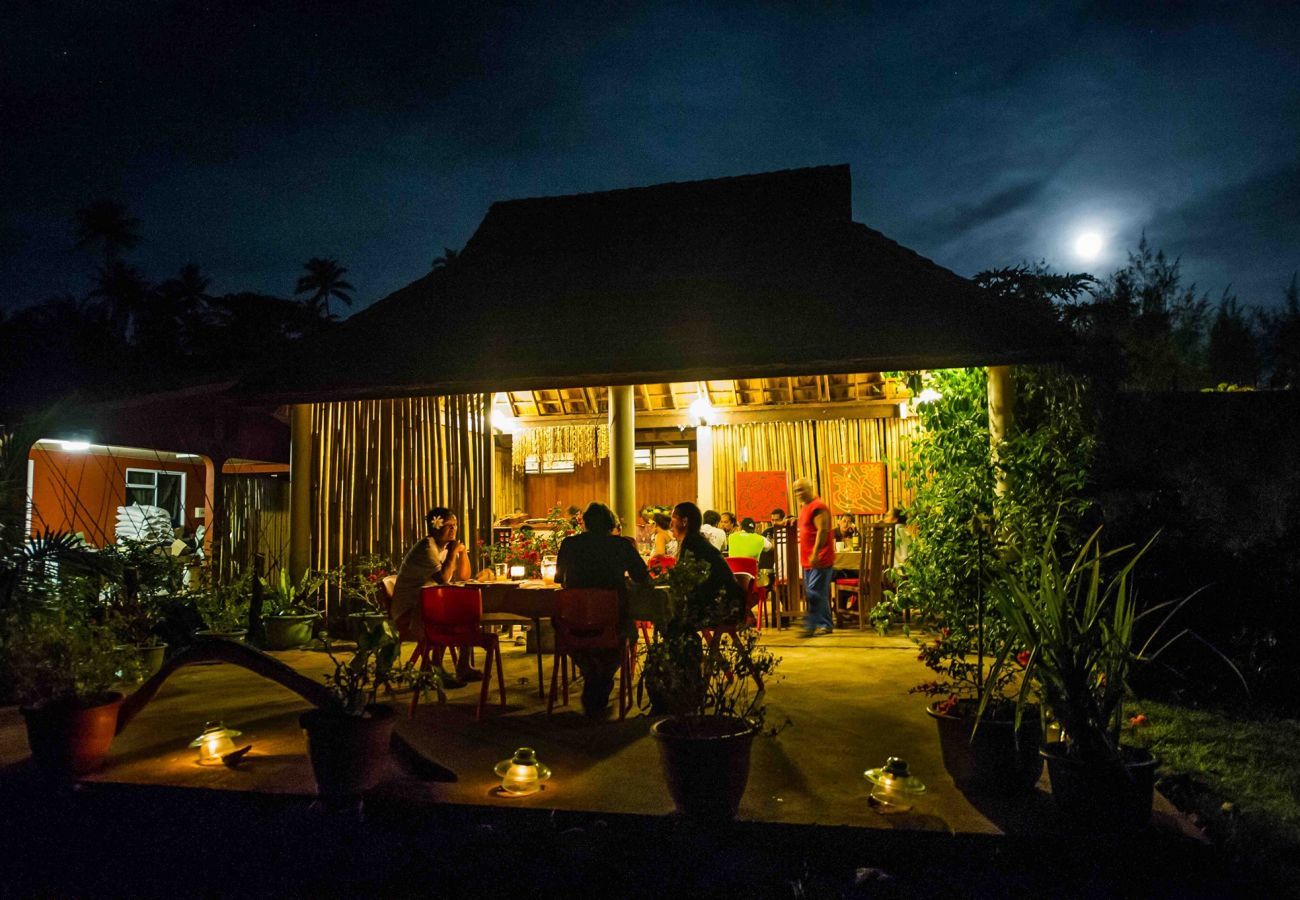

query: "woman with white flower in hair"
xmin=392 ymin=506 xmax=474 ymax=682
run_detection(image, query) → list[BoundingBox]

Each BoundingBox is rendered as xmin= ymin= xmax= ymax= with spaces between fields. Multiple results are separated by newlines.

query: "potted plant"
xmin=99 ymin=538 xmax=184 ymax=677
xmin=300 ymin=618 xmax=442 ymax=802
xmin=641 ymin=556 xmax=782 ymax=820
xmin=910 ymin=515 xmax=1043 ymax=795
xmin=190 ymin=568 xmax=253 ymax=641
xmin=261 ymin=568 xmax=326 ymax=650
xmin=982 ymin=524 xmax=1244 ymax=831
xmin=342 ymin=555 xmax=393 ymax=639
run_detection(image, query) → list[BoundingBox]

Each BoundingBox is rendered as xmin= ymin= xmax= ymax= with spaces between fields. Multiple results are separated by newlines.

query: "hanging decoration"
xmin=512 ymin=423 xmax=609 ymax=472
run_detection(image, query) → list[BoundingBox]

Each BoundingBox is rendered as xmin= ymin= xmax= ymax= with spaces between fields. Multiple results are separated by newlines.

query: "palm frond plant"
xmin=980 ymin=519 xmax=1247 ymax=826
xmin=188 ymin=567 xmax=254 ymax=635
xmin=261 ymin=567 xmax=329 ymax=617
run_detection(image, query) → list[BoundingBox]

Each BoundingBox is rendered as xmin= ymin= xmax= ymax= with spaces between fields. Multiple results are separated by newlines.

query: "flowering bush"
xmin=488 ymin=506 xmax=577 ymax=577
xmin=343 ymin=554 xmax=396 ymax=614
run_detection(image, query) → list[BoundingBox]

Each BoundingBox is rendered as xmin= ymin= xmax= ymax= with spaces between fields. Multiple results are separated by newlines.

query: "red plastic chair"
xmin=701 ymin=572 xmax=765 ymax=691
xmin=549 ymin=589 xmax=632 ymax=720
xmin=409 ymin=585 xmax=505 ymax=721
xmin=725 ymin=557 xmax=762 ymax=630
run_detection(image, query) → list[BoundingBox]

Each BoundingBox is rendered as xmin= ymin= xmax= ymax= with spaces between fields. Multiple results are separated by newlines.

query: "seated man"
xmin=555 ymin=502 xmax=650 ymax=715
xmin=392 ymin=506 xmax=474 ymax=682
xmin=719 ymin=511 xmax=737 ymax=535
xmin=726 ymin=516 xmax=770 ymax=561
xmin=700 ymin=509 xmax=728 ymax=552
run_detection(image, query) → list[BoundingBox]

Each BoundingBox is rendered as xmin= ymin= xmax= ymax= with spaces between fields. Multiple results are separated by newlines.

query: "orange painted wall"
xmin=522 ymin=454 xmax=697 ymax=518
xmin=27 ymin=446 xmax=210 ymax=546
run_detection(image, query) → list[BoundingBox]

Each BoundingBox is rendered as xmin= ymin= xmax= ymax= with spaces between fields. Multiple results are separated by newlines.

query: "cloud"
xmin=917 ymin=178 xmax=1053 ymax=245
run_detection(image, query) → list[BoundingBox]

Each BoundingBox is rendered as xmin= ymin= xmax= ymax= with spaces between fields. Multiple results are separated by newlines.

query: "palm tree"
xmin=432 ymin=247 xmax=460 ymax=270
xmin=89 ymin=260 xmax=151 ymax=343
xmin=75 ymin=200 xmax=141 ymax=269
xmin=295 ymin=257 xmax=354 ymax=319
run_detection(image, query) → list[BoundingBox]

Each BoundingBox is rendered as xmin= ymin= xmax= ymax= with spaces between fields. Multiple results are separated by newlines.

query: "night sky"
xmin=3 ymin=1 xmax=1298 ymax=316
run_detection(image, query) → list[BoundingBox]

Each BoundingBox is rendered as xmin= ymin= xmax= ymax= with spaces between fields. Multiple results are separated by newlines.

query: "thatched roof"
xmin=240 ymin=165 xmax=1065 ymax=403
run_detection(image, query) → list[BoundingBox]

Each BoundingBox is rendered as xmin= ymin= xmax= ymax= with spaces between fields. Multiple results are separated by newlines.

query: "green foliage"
xmin=188 ymin=568 xmax=253 ymax=633
xmin=1124 ymin=699 xmax=1300 ymax=888
xmin=3 ymin=600 xmax=130 ymax=707
xmin=97 ymin=539 xmax=188 ymax=645
xmin=261 ymin=567 xmax=329 ymax=617
xmin=638 ymin=556 xmax=781 ymax=731
xmin=900 ymin=364 xmax=1096 ymax=708
xmin=321 ymin=618 xmax=441 ymax=716
xmin=339 ymin=554 xmax=396 ymax=614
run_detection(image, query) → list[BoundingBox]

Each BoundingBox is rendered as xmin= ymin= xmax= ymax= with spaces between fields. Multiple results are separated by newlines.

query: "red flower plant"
xmin=1016 ymin=649 xmax=1031 ymax=667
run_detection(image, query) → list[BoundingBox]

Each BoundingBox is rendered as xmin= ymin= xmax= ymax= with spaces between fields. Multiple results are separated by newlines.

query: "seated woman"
xmin=670 ymin=501 xmax=741 ymax=626
xmin=392 ymin=506 xmax=474 ymax=682
xmin=833 ymin=514 xmax=858 ymax=545
xmin=555 ymin=502 xmax=649 ymax=715
xmin=651 ymin=512 xmax=678 ymax=559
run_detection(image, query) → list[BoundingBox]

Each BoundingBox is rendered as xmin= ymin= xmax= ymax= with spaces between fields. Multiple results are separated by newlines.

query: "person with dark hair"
xmin=727 ymin=516 xmax=770 ymax=561
xmin=555 ymin=502 xmax=650 ymax=715
xmin=566 ymin=505 xmax=582 ymax=529
xmin=670 ymin=501 xmax=740 ymax=622
xmin=719 ymin=511 xmax=737 ymax=535
xmin=651 ymin=511 xmax=678 ymax=558
xmin=700 ymin=508 xmax=727 ymax=552
xmin=793 ymin=478 xmax=835 ymax=637
xmin=393 ymin=506 xmax=474 ymax=680
xmin=761 ymin=508 xmax=788 ymax=539
xmin=884 ymin=506 xmax=912 ymax=568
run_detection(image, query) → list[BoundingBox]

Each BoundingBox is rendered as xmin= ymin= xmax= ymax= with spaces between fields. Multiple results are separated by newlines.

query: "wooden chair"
xmin=831 ymin=523 xmax=894 ymax=629
xmin=409 ymin=585 xmax=505 ymax=721
xmin=548 ymin=589 xmax=632 ymax=720
xmin=701 ymin=573 xmax=765 ymax=692
xmin=770 ymin=523 xmax=802 ymax=630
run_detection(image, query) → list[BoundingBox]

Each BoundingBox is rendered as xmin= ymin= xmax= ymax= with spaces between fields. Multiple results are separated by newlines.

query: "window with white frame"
xmin=634 ymin=448 xmax=652 ymax=470
xmin=651 ymin=446 xmax=690 ymax=469
xmin=523 ymin=453 xmax=575 ymax=474
xmin=125 ymin=468 xmax=187 ymax=526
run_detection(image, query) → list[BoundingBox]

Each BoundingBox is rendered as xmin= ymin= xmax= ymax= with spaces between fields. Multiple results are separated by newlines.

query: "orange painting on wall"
xmin=735 ymin=471 xmax=789 ymax=523
xmin=828 ymin=461 xmax=888 ymax=515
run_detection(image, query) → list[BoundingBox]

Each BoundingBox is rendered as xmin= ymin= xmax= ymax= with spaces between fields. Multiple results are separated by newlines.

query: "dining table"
xmin=457 ymin=579 xmax=669 ymax=698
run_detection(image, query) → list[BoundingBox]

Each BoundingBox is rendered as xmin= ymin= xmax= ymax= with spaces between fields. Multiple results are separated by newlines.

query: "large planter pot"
xmin=927 ymin=699 xmax=1043 ymax=794
xmin=347 ymin=612 xmax=389 ymax=641
xmin=194 ymin=628 xmax=248 ymax=643
xmin=300 ymin=704 xmax=396 ymax=801
xmin=264 ymin=614 xmax=317 ymax=650
xmin=1040 ymin=743 xmax=1158 ymax=832
xmin=21 ymin=692 xmax=124 ymax=778
xmin=651 ymin=715 xmax=756 ymax=820
xmin=138 ymin=642 xmax=167 ymax=678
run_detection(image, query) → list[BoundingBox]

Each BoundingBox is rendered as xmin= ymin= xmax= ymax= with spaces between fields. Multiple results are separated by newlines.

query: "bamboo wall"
xmin=711 ymin=416 xmax=919 ymax=517
xmin=219 ymin=474 xmax=290 ymax=580
xmin=308 ymin=395 xmax=492 ymax=596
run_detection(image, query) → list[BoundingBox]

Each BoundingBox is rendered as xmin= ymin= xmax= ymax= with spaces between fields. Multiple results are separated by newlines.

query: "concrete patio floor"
xmin=0 ymin=628 xmax=1191 ymax=838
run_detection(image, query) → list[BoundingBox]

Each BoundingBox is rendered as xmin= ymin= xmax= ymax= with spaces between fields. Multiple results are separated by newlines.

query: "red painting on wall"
xmin=736 ymin=471 xmax=789 ymax=523
xmin=828 ymin=461 xmax=888 ymax=515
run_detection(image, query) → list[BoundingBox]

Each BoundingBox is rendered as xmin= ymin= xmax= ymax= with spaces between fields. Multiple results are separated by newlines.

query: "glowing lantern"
xmin=863 ymin=756 xmax=926 ymax=811
xmin=540 ymin=555 xmax=558 ymax=582
xmin=509 ymin=564 xmax=526 ymax=580
xmin=190 ymin=721 xmax=241 ymax=765
xmin=494 ymin=747 xmax=551 ymax=796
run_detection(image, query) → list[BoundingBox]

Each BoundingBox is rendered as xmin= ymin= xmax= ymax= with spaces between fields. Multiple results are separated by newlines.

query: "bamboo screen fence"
xmin=308 ymin=395 xmax=493 ymax=594
xmin=218 ymin=474 xmax=290 ymax=581
xmin=710 ymin=416 xmax=920 ymax=517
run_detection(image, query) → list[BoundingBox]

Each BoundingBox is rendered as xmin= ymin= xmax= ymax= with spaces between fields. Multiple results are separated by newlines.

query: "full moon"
xmin=1074 ymin=231 xmax=1104 ymax=261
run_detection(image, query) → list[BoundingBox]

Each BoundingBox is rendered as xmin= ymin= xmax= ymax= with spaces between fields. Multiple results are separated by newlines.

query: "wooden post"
xmin=202 ymin=454 xmax=226 ymax=570
xmin=608 ymin=385 xmax=636 ymax=534
xmin=695 ymin=423 xmax=714 ymax=510
xmin=987 ymin=365 xmax=1015 ymax=496
xmin=289 ymin=403 xmax=312 ymax=581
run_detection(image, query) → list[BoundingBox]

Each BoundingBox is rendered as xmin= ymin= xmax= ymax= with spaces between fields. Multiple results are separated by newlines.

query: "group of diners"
xmin=384 ymin=477 xmax=865 ymax=717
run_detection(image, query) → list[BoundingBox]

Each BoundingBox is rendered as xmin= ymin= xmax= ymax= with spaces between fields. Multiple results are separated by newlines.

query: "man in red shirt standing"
xmin=794 ymin=477 xmax=835 ymax=637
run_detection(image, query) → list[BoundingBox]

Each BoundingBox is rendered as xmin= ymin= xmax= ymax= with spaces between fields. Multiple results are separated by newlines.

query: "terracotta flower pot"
xmin=651 ymin=715 xmax=756 ymax=820
xmin=300 ymin=704 xmax=396 ymax=801
xmin=927 ymin=699 xmax=1043 ymax=794
xmin=21 ymin=692 xmax=124 ymax=778
xmin=1040 ymin=743 xmax=1158 ymax=832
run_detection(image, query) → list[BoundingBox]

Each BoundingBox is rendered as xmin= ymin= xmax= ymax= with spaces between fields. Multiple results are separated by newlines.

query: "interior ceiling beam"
xmin=512 ymin=398 xmax=901 ymax=428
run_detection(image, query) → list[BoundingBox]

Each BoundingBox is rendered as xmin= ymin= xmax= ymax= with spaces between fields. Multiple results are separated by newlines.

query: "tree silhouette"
xmin=75 ymin=200 xmax=141 ymax=269
xmin=1261 ymin=274 xmax=1300 ymax=389
xmin=432 ymin=247 xmax=460 ymax=270
xmin=1206 ymin=292 xmax=1260 ymax=387
xmin=295 ymin=257 xmax=354 ymax=319
xmin=89 ymin=260 xmax=151 ymax=343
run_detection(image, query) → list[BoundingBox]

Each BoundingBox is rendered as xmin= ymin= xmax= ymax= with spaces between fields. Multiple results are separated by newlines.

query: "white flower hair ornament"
xmin=428 ymin=515 xmax=445 ymax=530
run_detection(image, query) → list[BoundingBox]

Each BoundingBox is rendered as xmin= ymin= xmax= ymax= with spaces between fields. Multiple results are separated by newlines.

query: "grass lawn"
xmin=1126 ymin=697 xmax=1300 ymax=890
